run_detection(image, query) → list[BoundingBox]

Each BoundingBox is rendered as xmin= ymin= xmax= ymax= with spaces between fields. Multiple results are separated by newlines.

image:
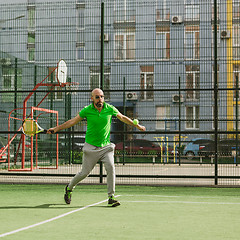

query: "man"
xmin=47 ymin=88 xmax=146 ymax=207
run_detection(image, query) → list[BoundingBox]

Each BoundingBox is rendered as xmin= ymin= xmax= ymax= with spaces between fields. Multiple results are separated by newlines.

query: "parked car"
xmin=0 ymin=141 xmax=7 ymax=161
xmin=11 ymin=137 xmax=31 ymax=159
xmin=58 ymin=135 xmax=85 ymax=151
xmin=115 ymin=139 xmax=163 ymax=157
xmin=199 ymin=139 xmax=240 ymax=157
xmin=183 ymin=138 xmax=214 ymax=159
xmin=39 ymin=135 xmax=85 ymax=155
xmin=0 ymin=139 xmax=14 ymax=162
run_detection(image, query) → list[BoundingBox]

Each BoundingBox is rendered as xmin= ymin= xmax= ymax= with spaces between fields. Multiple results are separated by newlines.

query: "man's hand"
xmin=136 ymin=124 xmax=146 ymax=132
xmin=47 ymin=128 xmax=56 ymax=134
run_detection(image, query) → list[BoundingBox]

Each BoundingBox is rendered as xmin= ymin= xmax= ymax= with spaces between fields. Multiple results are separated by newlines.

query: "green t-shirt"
xmin=79 ymin=102 xmax=119 ymax=147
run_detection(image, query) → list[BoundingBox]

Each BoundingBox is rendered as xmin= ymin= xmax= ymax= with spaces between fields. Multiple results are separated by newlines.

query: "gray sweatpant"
xmin=68 ymin=142 xmax=116 ymax=197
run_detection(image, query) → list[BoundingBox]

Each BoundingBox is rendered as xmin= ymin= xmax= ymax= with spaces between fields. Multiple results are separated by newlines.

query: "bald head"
xmin=91 ymin=88 xmax=105 ymax=110
xmin=91 ymin=88 xmax=104 ymax=97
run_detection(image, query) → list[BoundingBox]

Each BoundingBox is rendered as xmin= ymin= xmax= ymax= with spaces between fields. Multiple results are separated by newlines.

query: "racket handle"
xmin=43 ymin=129 xmax=54 ymax=134
xmin=47 ymin=129 xmax=54 ymax=134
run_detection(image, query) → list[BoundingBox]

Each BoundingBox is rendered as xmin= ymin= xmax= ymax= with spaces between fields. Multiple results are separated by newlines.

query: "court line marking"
xmin=0 ymin=195 xmax=121 ymax=238
xmin=123 ymin=194 xmax=238 ymax=199
xmin=122 ymin=200 xmax=240 ymax=205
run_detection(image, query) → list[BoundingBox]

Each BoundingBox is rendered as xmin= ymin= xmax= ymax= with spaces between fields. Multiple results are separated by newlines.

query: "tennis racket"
xmin=22 ymin=118 xmax=53 ymax=137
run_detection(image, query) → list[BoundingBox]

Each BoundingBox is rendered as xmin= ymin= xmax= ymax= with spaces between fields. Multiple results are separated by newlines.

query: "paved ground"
xmin=1 ymin=161 xmax=240 ymax=186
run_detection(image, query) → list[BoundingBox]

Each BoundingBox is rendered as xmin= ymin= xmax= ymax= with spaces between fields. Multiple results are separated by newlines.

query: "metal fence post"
xmin=99 ymin=1 xmax=104 ymax=184
xmin=213 ymin=0 xmax=219 ymax=185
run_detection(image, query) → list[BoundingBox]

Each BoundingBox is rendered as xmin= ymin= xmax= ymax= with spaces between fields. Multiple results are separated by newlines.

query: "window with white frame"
xmin=27 ymin=5 xmax=35 ymax=31
xmin=114 ymin=0 xmax=136 ymax=22
xmin=2 ymin=66 xmax=22 ymax=102
xmin=76 ymin=43 xmax=85 ymax=61
xmin=156 ymin=27 xmax=170 ymax=60
xmin=186 ymin=65 xmax=200 ymax=100
xmin=76 ymin=0 xmax=85 ymax=5
xmin=185 ymin=26 xmax=199 ymax=60
xmin=233 ymin=25 xmax=240 ymax=59
xmin=140 ymin=66 xmax=154 ymax=101
xmin=233 ymin=0 xmax=240 ymax=19
xmin=211 ymin=0 xmax=220 ymax=20
xmin=114 ymin=33 xmax=135 ymax=61
xmin=76 ymin=5 xmax=85 ymax=61
xmin=186 ymin=106 xmax=199 ymax=129
xmin=27 ymin=47 xmax=35 ymax=62
xmin=3 ymin=67 xmax=20 ymax=90
xmin=90 ymin=67 xmax=110 ymax=100
xmin=156 ymin=0 xmax=170 ymax=21
xmin=185 ymin=0 xmax=199 ymax=21
xmin=76 ymin=5 xmax=84 ymax=29
xmin=27 ymin=32 xmax=35 ymax=62
xmin=156 ymin=106 xmax=170 ymax=129
xmin=27 ymin=4 xmax=35 ymax=62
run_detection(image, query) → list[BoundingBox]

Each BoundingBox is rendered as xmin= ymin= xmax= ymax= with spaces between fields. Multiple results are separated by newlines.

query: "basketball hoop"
xmin=66 ymin=82 xmax=79 ymax=95
xmin=56 ymin=59 xmax=67 ymax=86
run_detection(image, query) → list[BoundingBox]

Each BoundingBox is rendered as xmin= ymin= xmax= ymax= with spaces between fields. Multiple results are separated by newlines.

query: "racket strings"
xmin=22 ymin=119 xmax=38 ymax=137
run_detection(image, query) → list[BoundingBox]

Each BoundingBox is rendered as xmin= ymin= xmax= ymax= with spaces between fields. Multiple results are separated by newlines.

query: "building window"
xmin=3 ymin=67 xmax=15 ymax=90
xmin=76 ymin=5 xmax=84 ymax=30
xmin=186 ymin=106 xmax=199 ymax=129
xmin=27 ymin=32 xmax=35 ymax=62
xmin=76 ymin=43 xmax=85 ymax=61
xmin=90 ymin=67 xmax=110 ymax=101
xmin=2 ymin=66 xmax=22 ymax=102
xmin=233 ymin=0 xmax=240 ymax=19
xmin=27 ymin=4 xmax=35 ymax=62
xmin=233 ymin=25 xmax=240 ymax=59
xmin=27 ymin=5 xmax=35 ymax=31
xmin=76 ymin=4 xmax=85 ymax=61
xmin=140 ymin=66 xmax=154 ymax=101
xmin=211 ymin=0 xmax=220 ymax=20
xmin=156 ymin=0 xmax=170 ymax=21
xmin=27 ymin=47 xmax=35 ymax=62
xmin=114 ymin=0 xmax=136 ymax=22
xmin=156 ymin=106 xmax=170 ymax=129
xmin=185 ymin=26 xmax=199 ymax=60
xmin=186 ymin=65 xmax=200 ymax=100
xmin=185 ymin=0 xmax=199 ymax=21
xmin=114 ymin=33 xmax=135 ymax=61
xmin=156 ymin=27 xmax=170 ymax=60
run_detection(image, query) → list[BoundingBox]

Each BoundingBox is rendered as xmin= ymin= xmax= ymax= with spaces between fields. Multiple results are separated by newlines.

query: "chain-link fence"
xmin=0 ymin=0 xmax=240 ymax=186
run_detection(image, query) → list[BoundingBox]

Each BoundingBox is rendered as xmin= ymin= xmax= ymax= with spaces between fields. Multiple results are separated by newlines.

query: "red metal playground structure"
xmin=0 ymin=60 xmax=70 ymax=171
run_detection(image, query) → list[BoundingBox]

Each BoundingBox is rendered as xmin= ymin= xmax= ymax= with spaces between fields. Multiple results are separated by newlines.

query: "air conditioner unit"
xmin=1 ymin=58 xmax=11 ymax=66
xmin=171 ymin=16 xmax=183 ymax=24
xmin=99 ymin=33 xmax=109 ymax=42
xmin=126 ymin=92 xmax=138 ymax=101
xmin=220 ymin=30 xmax=230 ymax=39
xmin=172 ymin=94 xmax=184 ymax=103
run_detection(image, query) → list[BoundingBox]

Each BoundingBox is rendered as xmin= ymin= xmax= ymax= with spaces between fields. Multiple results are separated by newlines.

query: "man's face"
xmin=92 ymin=90 xmax=104 ymax=108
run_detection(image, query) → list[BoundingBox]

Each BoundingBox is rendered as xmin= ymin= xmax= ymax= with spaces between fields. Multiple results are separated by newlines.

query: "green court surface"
xmin=0 ymin=184 xmax=240 ymax=240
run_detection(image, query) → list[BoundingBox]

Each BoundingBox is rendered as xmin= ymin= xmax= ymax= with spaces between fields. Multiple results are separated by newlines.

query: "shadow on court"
xmin=1 ymin=204 xmax=84 ymax=209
